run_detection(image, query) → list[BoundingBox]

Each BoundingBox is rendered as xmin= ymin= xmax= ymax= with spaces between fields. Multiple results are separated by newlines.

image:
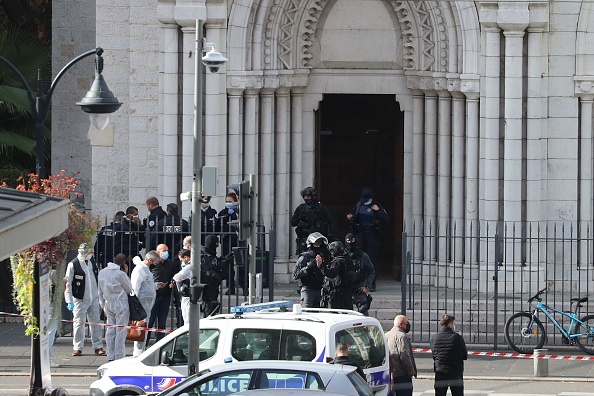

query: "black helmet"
xmin=306 ymin=232 xmax=328 ymax=249
xmin=329 ymin=241 xmax=345 ymax=257
xmin=300 ymin=187 xmax=318 ymax=201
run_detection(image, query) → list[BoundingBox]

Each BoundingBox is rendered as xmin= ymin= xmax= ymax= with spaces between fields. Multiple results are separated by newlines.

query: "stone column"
xmin=275 ymin=88 xmax=291 ymax=265
xmin=260 ymin=89 xmax=275 ymax=228
xmin=291 ymin=88 xmax=304 ymax=256
xmin=411 ymin=91 xmax=425 ymax=232
xmin=482 ymin=24 xmax=502 ymax=226
xmin=228 ymin=89 xmax=243 ymax=182
xmin=204 ymin=23 xmax=227 ymax=194
xmin=161 ymin=23 xmax=180 ymax=206
xmin=578 ymin=93 xmax=594 ymax=267
xmin=437 ymin=90 xmax=452 ymax=266
xmin=451 ymin=92 xmax=466 ymax=262
xmin=424 ymin=92 xmax=438 ymax=261
xmin=244 ymin=89 xmax=259 ymax=176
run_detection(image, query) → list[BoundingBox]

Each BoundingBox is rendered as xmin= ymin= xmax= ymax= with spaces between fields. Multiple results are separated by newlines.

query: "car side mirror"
xmin=161 ymin=351 xmax=172 ymax=366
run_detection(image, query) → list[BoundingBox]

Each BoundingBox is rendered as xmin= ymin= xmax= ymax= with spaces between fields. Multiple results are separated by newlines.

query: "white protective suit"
xmin=173 ymin=263 xmax=192 ymax=324
xmin=64 ymin=253 xmax=104 ymax=353
xmin=98 ymin=262 xmax=133 ymax=361
xmin=130 ymin=257 xmax=157 ymax=356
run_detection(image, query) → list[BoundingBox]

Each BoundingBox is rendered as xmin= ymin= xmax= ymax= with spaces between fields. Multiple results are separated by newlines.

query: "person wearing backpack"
xmin=320 ymin=241 xmax=355 ymax=310
xmin=345 ymin=233 xmax=375 ymax=315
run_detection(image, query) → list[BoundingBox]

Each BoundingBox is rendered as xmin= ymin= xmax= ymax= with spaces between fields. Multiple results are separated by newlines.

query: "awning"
xmin=0 ymin=187 xmax=70 ymax=261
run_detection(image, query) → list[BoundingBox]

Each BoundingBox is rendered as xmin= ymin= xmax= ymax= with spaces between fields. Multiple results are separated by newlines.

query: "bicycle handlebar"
xmin=527 ymin=287 xmax=547 ymax=303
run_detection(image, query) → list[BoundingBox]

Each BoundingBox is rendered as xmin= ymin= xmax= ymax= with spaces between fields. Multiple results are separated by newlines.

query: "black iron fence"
xmin=94 ymin=216 xmax=276 ymax=315
xmin=402 ymin=221 xmax=594 ymax=348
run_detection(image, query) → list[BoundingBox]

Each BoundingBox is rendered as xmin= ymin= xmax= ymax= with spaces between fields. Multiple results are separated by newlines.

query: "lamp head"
xmin=202 ymin=43 xmax=228 ymax=73
xmin=76 ymin=73 xmax=122 ymax=130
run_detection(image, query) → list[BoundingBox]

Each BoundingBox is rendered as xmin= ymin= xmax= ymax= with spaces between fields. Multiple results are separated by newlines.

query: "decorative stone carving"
xmin=392 ymin=1 xmax=416 ymax=70
xmin=574 ymin=76 xmax=594 ymax=97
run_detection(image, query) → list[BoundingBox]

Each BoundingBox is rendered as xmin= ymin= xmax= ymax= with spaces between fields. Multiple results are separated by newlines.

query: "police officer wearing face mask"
xmin=216 ymin=192 xmax=243 ymax=294
xmin=346 ymin=188 xmax=389 ymax=291
xmin=290 ymin=187 xmax=335 ymax=255
xmin=154 ymin=203 xmax=190 ymax=258
xmin=385 ymin=315 xmax=416 ymax=396
xmin=145 ymin=244 xmax=177 ymax=346
xmin=292 ymin=232 xmax=329 ymax=308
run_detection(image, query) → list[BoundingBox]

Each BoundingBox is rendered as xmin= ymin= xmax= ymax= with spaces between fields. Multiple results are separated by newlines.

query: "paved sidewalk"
xmin=1 ymin=320 xmax=594 ymax=381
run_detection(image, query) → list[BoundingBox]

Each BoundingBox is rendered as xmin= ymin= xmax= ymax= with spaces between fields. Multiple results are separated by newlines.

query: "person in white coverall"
xmin=64 ymin=243 xmax=106 ymax=356
xmin=173 ymin=249 xmax=192 ymax=324
xmin=98 ymin=254 xmax=133 ymax=361
xmin=131 ymin=251 xmax=165 ymax=356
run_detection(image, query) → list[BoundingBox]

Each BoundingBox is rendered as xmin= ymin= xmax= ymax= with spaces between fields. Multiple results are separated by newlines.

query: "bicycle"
xmin=504 ymin=288 xmax=594 ymax=355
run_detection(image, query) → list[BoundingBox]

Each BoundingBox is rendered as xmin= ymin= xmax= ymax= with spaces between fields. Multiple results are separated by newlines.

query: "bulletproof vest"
xmin=348 ymin=252 xmax=364 ymax=283
xmin=296 ymin=204 xmax=325 ymax=237
xmin=71 ymin=258 xmax=98 ymax=299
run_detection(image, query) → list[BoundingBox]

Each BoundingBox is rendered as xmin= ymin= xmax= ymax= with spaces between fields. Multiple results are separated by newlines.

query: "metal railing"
xmin=403 ymin=221 xmax=594 ymax=348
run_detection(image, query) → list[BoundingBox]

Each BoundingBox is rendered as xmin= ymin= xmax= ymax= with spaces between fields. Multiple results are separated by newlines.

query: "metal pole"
xmin=248 ymin=174 xmax=258 ymax=304
xmin=188 ymin=19 xmax=204 ymax=377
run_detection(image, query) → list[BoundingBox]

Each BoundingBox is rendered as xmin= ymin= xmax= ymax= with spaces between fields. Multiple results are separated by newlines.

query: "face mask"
xmin=181 ymin=261 xmax=188 ymax=268
xmin=404 ymin=322 xmax=411 ymax=333
xmin=225 ymin=202 xmax=234 ymax=209
xmin=201 ymin=203 xmax=209 ymax=209
xmin=303 ymin=198 xmax=313 ymax=205
xmin=452 ymin=324 xmax=457 ymax=332
xmin=85 ymin=254 xmax=93 ymax=260
xmin=161 ymin=251 xmax=169 ymax=260
xmin=363 ymin=200 xmax=372 ymax=206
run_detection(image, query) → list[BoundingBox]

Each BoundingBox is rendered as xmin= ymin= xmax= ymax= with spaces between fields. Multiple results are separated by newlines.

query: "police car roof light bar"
xmin=230 ymin=300 xmax=292 ymax=315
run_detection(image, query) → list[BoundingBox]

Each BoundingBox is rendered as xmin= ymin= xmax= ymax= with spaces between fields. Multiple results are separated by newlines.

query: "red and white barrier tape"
xmin=0 ymin=311 xmax=175 ymax=334
xmin=414 ymin=347 xmax=594 ymax=361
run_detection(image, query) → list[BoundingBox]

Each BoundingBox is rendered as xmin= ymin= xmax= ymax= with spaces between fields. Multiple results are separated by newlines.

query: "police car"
xmin=90 ymin=301 xmax=390 ymax=396
xmin=156 ymin=361 xmax=374 ymax=396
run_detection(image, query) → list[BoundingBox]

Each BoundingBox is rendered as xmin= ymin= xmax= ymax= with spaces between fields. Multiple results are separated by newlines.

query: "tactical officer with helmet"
xmin=320 ymin=241 xmax=355 ymax=310
xmin=292 ymin=232 xmax=329 ymax=307
xmin=345 ymin=233 xmax=375 ymax=315
xmin=291 ymin=187 xmax=335 ymax=254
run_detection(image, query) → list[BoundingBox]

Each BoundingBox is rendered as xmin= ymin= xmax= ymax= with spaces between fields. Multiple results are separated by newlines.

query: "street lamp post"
xmin=188 ymin=19 xmax=227 ymax=377
xmin=0 ymin=47 xmax=122 ymax=178
xmin=0 ymin=48 xmax=121 ymax=396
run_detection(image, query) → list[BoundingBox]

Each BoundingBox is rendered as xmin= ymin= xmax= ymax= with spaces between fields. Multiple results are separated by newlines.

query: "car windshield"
xmin=335 ymin=325 xmax=385 ymax=368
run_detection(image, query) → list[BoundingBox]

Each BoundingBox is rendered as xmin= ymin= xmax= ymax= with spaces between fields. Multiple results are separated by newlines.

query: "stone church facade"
xmin=51 ymin=1 xmax=594 ymax=286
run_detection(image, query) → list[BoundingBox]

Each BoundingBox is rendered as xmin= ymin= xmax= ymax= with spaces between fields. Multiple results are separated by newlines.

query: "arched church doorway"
xmin=317 ymin=94 xmax=404 ymax=281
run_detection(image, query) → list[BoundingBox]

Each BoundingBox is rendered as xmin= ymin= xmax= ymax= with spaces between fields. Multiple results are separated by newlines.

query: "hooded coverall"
xmin=131 ymin=260 xmax=157 ymax=356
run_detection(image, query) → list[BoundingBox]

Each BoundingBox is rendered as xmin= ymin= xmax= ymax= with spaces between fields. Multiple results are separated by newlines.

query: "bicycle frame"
xmin=530 ymin=301 xmax=586 ymax=341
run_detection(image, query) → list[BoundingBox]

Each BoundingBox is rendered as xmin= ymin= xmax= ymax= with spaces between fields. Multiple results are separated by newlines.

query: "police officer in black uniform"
xmin=290 ymin=187 xmax=335 ymax=255
xmin=292 ymin=232 xmax=328 ymax=308
xmin=201 ymin=235 xmax=233 ymax=317
xmin=320 ymin=241 xmax=354 ymax=310
xmin=95 ymin=211 xmax=124 ymax=266
xmin=346 ymin=188 xmax=389 ymax=291
xmin=345 ymin=233 xmax=375 ymax=315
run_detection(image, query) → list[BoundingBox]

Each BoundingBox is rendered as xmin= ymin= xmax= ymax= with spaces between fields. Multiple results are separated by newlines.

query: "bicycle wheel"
xmin=505 ymin=312 xmax=546 ymax=354
xmin=575 ymin=314 xmax=594 ymax=355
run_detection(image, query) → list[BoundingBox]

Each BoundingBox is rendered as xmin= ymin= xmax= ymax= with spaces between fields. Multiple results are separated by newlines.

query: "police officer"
xmin=345 ymin=233 xmax=375 ymax=315
xmin=292 ymin=232 xmax=328 ymax=308
xmin=346 ymin=188 xmax=389 ymax=291
xmin=201 ymin=235 xmax=233 ymax=316
xmin=154 ymin=203 xmax=190 ymax=257
xmin=95 ymin=211 xmax=124 ymax=267
xmin=290 ymin=187 xmax=335 ymax=254
xmin=321 ymin=241 xmax=354 ymax=310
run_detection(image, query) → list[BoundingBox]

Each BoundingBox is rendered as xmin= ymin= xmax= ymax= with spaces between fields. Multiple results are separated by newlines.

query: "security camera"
xmin=202 ymin=43 xmax=228 ymax=74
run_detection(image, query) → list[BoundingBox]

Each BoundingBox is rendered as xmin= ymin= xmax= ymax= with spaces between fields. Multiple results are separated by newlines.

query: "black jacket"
xmin=331 ymin=355 xmax=365 ymax=379
xmin=290 ymin=202 xmax=334 ymax=240
xmin=292 ymin=251 xmax=325 ymax=288
xmin=154 ymin=214 xmax=190 ymax=256
xmin=431 ymin=327 xmax=468 ymax=375
xmin=150 ymin=259 xmax=177 ymax=297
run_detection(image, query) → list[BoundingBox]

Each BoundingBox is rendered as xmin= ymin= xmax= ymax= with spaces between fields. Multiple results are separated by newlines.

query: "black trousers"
xmin=434 ymin=372 xmax=463 ymax=396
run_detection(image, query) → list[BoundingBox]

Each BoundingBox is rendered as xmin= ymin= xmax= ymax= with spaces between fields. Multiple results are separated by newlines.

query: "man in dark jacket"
xmin=431 ymin=314 xmax=468 ymax=396
xmin=154 ymin=203 xmax=190 ymax=257
xmin=345 ymin=233 xmax=375 ymax=315
xmin=331 ymin=343 xmax=365 ymax=379
xmin=290 ymin=187 xmax=335 ymax=254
